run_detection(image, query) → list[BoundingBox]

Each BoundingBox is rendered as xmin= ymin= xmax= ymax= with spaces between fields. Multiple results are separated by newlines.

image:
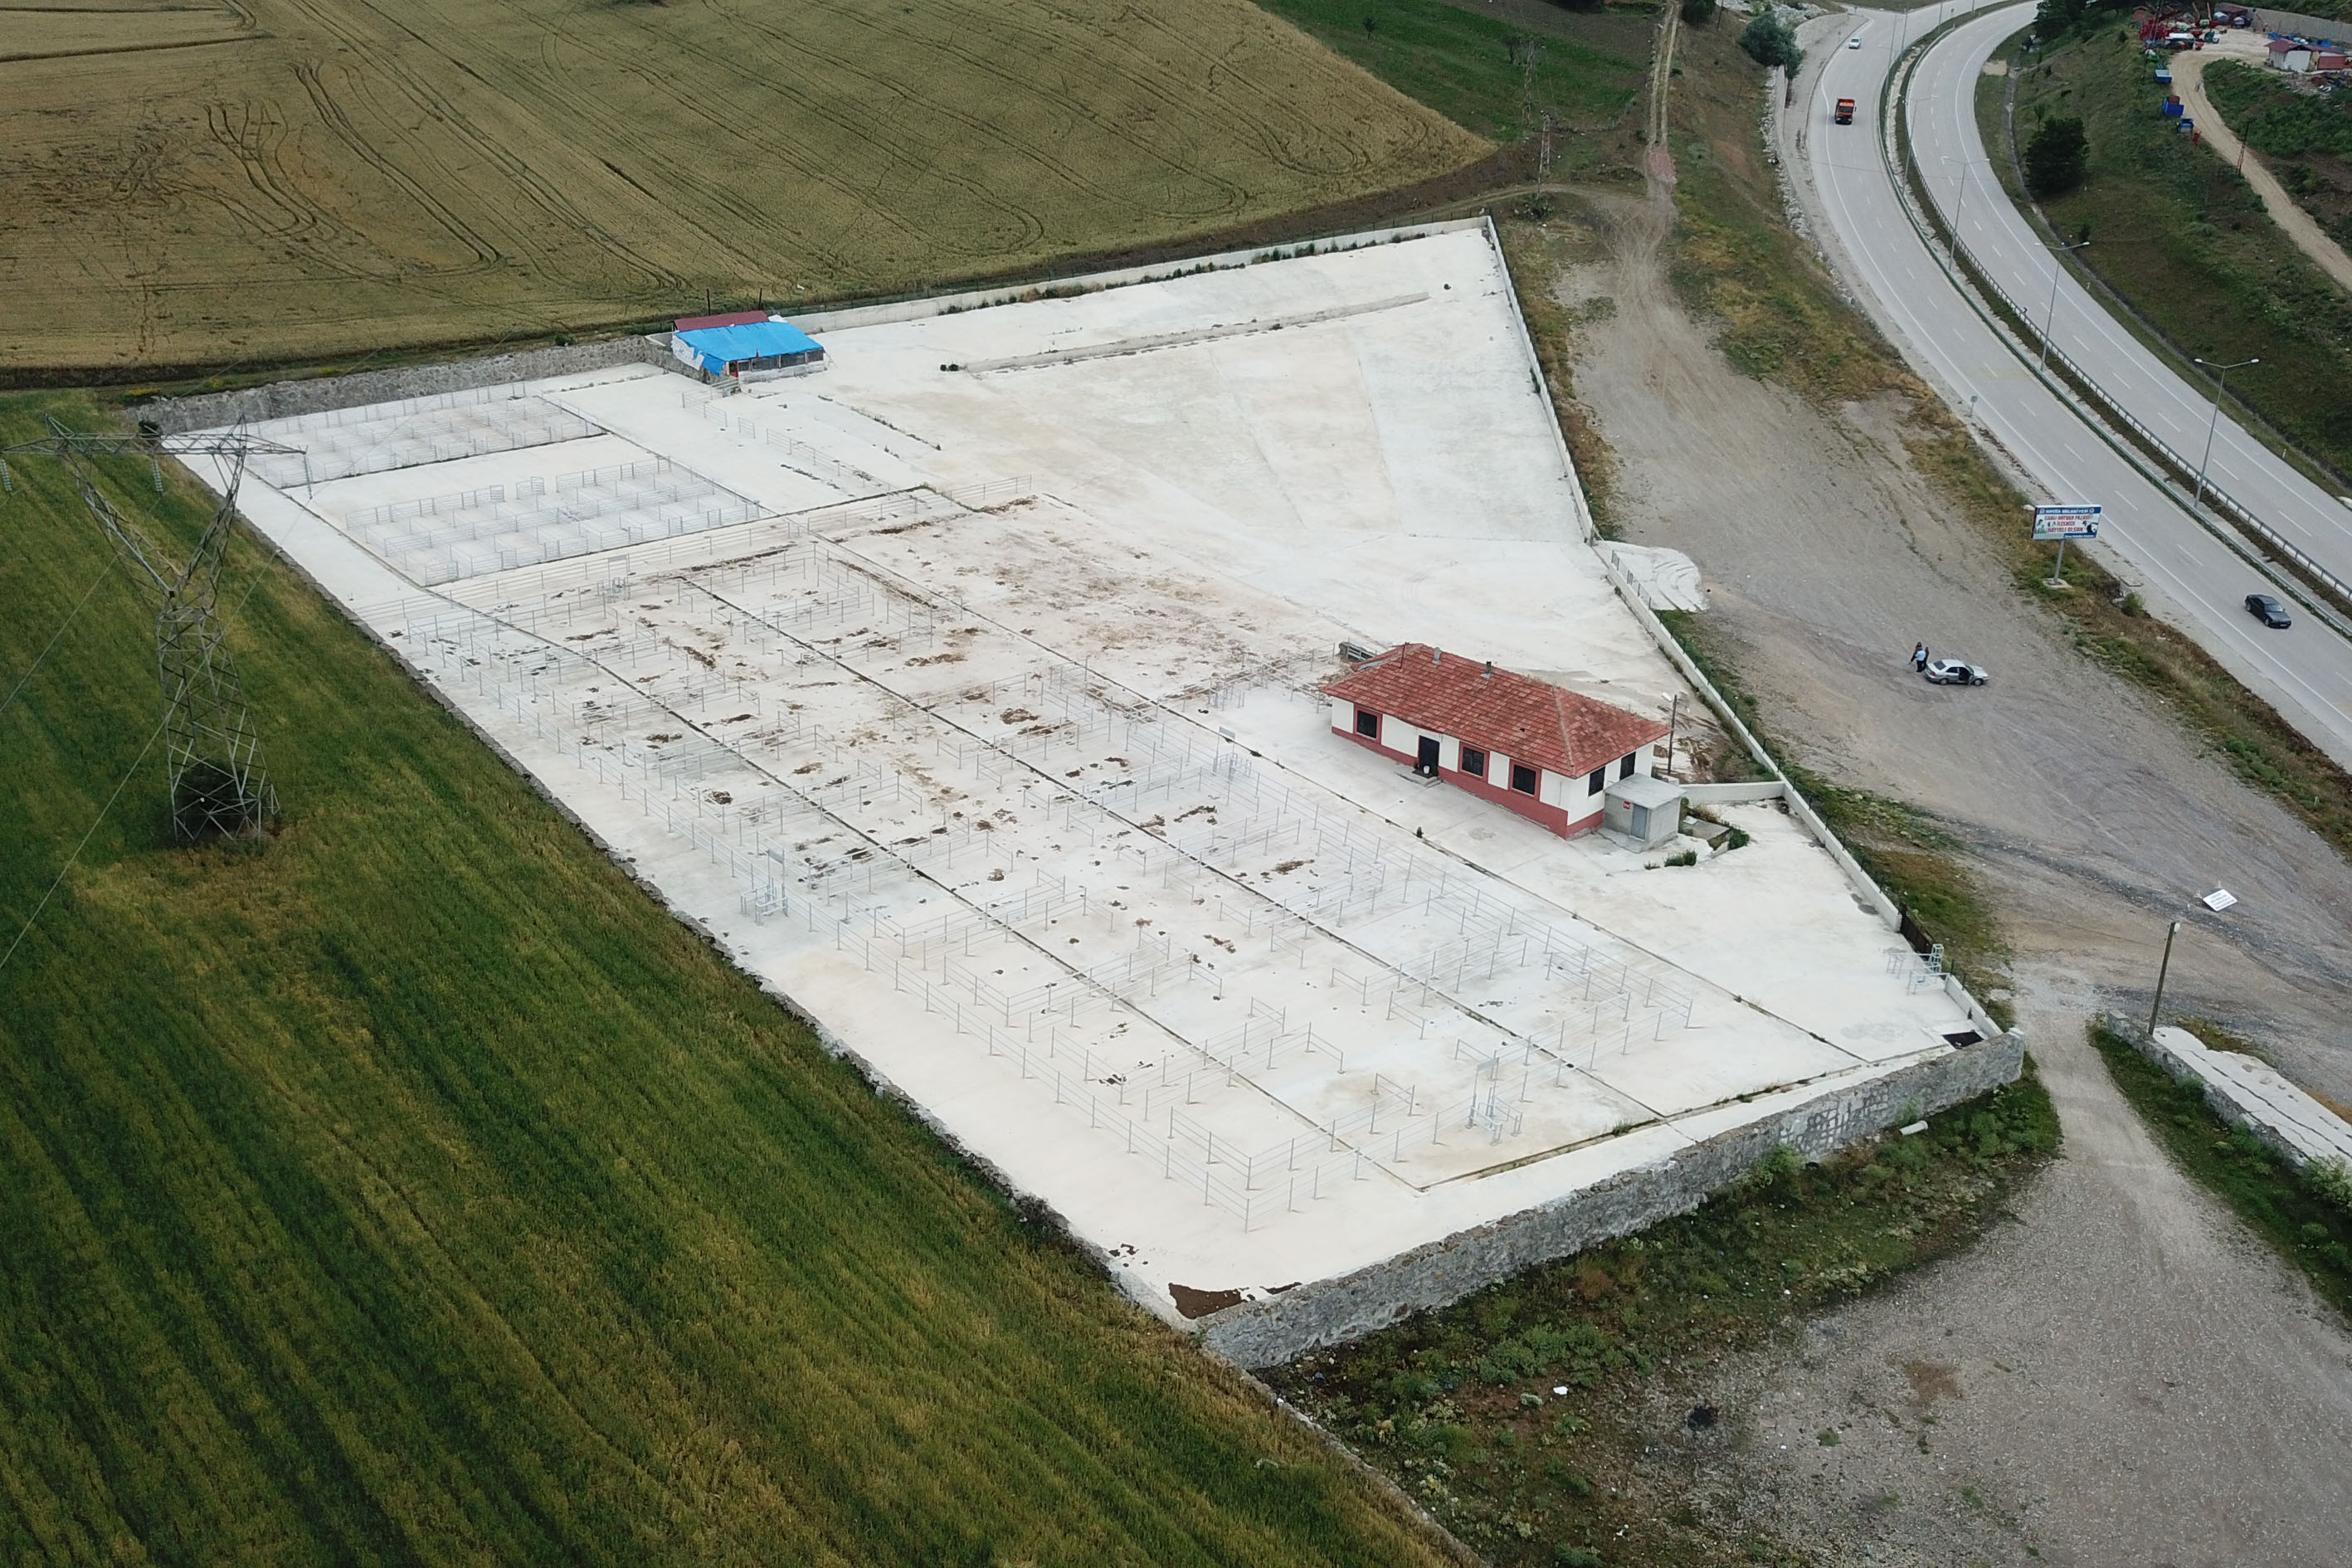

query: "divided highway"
xmin=1792 ymin=2 xmax=2352 ymax=767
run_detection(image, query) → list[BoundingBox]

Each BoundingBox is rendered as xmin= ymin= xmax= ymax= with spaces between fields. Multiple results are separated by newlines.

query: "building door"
xmin=1416 ymin=736 xmax=1441 ymax=776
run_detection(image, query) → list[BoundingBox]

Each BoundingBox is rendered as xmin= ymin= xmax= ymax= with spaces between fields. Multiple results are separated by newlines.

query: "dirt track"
xmin=1555 ymin=178 xmax=2352 ymax=1561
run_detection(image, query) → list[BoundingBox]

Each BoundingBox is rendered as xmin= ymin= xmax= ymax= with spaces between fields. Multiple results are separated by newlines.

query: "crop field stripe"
xmin=0 ymin=1 xmax=1484 ymax=368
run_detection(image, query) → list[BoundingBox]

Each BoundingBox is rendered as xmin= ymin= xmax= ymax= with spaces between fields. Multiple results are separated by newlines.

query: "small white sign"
xmin=2203 ymin=888 xmax=2238 ymax=912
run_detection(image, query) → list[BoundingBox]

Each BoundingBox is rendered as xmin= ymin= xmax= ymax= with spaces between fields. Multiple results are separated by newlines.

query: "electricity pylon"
xmin=6 ymin=423 xmax=304 ymax=840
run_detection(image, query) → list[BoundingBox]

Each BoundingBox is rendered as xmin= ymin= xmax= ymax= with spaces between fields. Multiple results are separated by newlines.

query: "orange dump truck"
xmin=1834 ymin=97 xmax=1856 ymax=124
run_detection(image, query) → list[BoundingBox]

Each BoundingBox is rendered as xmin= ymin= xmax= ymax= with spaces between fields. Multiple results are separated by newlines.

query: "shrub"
xmin=2311 ymin=1157 xmax=2352 ymax=1214
xmin=1682 ymin=0 xmax=1717 ymax=24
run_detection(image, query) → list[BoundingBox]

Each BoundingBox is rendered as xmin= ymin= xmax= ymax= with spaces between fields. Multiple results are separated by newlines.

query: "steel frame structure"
xmin=7 ymin=424 xmax=301 ymax=839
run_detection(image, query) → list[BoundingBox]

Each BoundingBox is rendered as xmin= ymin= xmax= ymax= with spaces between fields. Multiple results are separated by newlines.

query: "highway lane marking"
xmin=1804 ymin=18 xmax=2352 ymax=751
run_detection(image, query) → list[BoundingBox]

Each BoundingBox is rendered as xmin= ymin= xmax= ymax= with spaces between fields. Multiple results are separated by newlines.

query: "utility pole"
xmin=2190 ymin=356 xmax=2258 ymax=514
xmin=2038 ymin=238 xmax=2091 ymax=373
xmin=2147 ymin=920 xmax=2182 ymax=1036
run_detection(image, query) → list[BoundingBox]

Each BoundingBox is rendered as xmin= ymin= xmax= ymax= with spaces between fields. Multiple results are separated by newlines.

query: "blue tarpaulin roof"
xmin=674 ymin=318 xmax=821 ymax=363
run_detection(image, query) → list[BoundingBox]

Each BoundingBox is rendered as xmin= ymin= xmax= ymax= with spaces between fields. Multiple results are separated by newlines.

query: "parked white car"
xmin=1923 ymin=657 xmax=1989 ymax=686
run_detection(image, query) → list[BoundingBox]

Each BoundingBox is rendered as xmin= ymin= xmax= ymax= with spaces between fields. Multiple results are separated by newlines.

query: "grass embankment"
xmin=0 ymin=388 xmax=1448 ymax=1564
xmin=1666 ymin=17 xmax=1912 ymax=403
xmin=0 ymin=0 xmax=1485 ymax=374
xmin=1255 ymin=0 xmax=1653 ymax=156
xmin=2090 ymin=1023 xmax=2352 ymax=1319
xmin=1663 ymin=19 xmax=2352 ymax=873
xmin=2204 ymin=59 xmax=2352 ymax=246
xmin=1266 ymin=1069 xmax=2060 ymax=1567
xmin=1998 ymin=32 xmax=2352 ymax=479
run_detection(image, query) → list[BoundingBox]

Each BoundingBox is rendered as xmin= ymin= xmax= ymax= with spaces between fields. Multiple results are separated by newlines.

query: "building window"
xmin=1586 ymin=767 xmax=1605 ymax=796
xmin=1619 ymin=752 xmax=1638 ymax=780
xmin=1460 ymin=746 xmax=1487 ymax=780
xmin=1354 ymin=708 xmax=1381 ymax=738
xmin=1511 ymin=762 xmax=1539 ymax=796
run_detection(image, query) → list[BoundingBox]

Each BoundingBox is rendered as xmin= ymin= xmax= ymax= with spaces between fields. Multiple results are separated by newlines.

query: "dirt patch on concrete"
xmin=1551 ymin=181 xmax=2352 ymax=1561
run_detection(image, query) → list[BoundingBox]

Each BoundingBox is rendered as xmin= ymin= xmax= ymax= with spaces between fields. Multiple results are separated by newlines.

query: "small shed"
xmin=1603 ymin=774 xmax=1687 ymax=850
xmin=1321 ymin=643 xmax=1669 ymax=840
xmin=670 ymin=312 xmax=827 ymax=382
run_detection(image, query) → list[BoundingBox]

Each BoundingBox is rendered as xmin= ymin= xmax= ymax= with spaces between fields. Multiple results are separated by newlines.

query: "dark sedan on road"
xmin=2246 ymin=592 xmax=2292 ymax=629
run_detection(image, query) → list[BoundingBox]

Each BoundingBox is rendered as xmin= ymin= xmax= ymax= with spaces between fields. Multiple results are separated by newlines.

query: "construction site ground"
xmin=202 ymin=225 xmax=1984 ymax=1332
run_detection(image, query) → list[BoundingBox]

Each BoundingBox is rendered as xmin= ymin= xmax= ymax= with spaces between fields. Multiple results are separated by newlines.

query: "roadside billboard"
xmin=2032 ymin=504 xmax=2101 ymax=540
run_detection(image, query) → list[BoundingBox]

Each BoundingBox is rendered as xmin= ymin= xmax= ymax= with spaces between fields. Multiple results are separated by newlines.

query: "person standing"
xmin=1911 ymin=641 xmax=1928 ymax=672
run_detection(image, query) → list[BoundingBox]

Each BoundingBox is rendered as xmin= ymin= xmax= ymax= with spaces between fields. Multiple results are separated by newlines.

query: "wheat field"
xmin=0 ymin=0 xmax=1484 ymax=372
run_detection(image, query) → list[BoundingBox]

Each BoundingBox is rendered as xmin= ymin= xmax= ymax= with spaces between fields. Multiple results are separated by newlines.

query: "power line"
xmin=0 ymin=559 xmax=114 ymax=723
xmin=0 ymin=712 xmax=166 ymax=981
xmin=0 ymin=563 xmax=270 ymax=980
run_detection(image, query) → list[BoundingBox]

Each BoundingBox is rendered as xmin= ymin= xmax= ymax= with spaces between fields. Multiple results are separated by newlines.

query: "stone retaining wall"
xmin=1198 ymin=1030 xmax=2025 ymax=1367
xmin=2135 ymin=1021 xmax=2352 ymax=1172
xmin=145 ymin=335 xmax=679 ymax=436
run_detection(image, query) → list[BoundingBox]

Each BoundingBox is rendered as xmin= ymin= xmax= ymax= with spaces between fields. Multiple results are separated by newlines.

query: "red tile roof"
xmin=1323 ymin=644 xmax=1668 ymax=780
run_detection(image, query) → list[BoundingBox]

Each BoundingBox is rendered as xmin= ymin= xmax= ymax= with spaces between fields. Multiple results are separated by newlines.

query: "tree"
xmin=1682 ymin=0 xmax=1717 ymax=24
xmin=2023 ymin=114 xmax=2089 ymax=196
xmin=1738 ymin=12 xmax=1804 ymax=75
xmin=2034 ymin=0 xmax=2086 ymax=37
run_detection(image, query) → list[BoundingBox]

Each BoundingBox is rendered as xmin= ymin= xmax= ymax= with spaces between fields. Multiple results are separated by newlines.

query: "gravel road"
xmin=1637 ymin=981 xmax=2352 ymax=1566
xmin=1551 ymin=180 xmax=2352 ymax=1560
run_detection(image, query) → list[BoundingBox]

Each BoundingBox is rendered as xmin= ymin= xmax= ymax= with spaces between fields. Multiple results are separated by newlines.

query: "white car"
xmin=1848 ymin=35 xmax=1863 ymax=48
xmin=1923 ymin=657 xmax=1989 ymax=686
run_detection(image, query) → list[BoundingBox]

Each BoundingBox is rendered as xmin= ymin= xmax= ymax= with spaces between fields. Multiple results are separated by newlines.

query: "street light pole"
xmin=2038 ymin=239 xmax=2091 ymax=373
xmin=2190 ymin=355 xmax=2257 ymax=514
xmin=2148 ymin=919 xmax=2181 ymax=1036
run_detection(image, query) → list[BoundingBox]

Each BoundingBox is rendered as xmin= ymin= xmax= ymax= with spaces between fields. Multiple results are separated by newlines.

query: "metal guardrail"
xmin=1877 ymin=36 xmax=2352 ymax=631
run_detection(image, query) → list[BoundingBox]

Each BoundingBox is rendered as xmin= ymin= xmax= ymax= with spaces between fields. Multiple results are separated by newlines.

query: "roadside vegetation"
xmin=1992 ymin=29 xmax=2352 ymax=480
xmin=2090 ymin=1022 xmax=2352 ymax=1319
xmin=2203 ymin=59 xmax=2352 ymax=247
xmin=1254 ymin=0 xmax=1653 ymax=159
xmin=1666 ymin=19 xmax=1910 ymax=401
xmin=0 ymin=392 xmax=1449 ymax=1565
xmin=1265 ymin=1069 xmax=2060 ymax=1567
xmin=1658 ymin=16 xmax=2352 ymax=876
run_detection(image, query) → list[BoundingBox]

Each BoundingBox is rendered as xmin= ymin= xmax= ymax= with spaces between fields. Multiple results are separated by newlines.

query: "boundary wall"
xmin=2132 ymin=1021 xmax=2352 ymax=1172
xmin=145 ymin=337 xmax=680 ymax=436
xmin=1198 ymin=1030 xmax=2024 ymax=1366
xmin=146 ymin=217 xmax=1488 ymax=437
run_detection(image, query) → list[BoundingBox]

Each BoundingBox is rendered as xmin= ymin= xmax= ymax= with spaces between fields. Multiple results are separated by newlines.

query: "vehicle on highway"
xmin=1848 ymin=35 xmax=1863 ymax=48
xmin=1923 ymin=657 xmax=1989 ymax=685
xmin=2246 ymin=592 xmax=2293 ymax=629
xmin=1834 ymin=97 xmax=1856 ymax=124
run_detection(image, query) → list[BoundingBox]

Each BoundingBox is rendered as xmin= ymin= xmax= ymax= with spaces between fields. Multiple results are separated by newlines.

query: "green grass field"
xmin=1999 ymin=33 xmax=2352 ymax=479
xmin=0 ymin=0 xmax=1483 ymax=375
xmin=1253 ymin=0 xmax=1652 ymax=158
xmin=0 ymin=388 xmax=1448 ymax=1565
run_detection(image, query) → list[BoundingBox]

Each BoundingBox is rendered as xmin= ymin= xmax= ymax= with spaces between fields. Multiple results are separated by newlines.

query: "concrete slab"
xmin=202 ymin=223 xmax=1984 ymax=1329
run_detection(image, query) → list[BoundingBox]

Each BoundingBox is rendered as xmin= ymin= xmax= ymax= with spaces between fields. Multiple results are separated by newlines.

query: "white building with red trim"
xmin=1322 ymin=644 xmax=1671 ymax=839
